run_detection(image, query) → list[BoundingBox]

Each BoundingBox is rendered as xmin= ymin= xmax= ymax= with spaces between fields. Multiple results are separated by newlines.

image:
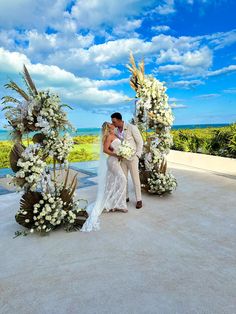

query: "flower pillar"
xmin=127 ymin=53 xmax=177 ymax=195
xmin=2 ymin=65 xmax=88 ymax=235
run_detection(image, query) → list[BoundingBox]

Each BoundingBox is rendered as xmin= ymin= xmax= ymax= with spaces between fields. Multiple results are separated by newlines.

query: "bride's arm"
xmin=103 ymin=136 xmax=117 ymax=157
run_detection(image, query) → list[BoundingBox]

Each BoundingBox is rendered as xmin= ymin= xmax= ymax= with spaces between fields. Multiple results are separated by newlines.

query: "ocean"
xmin=0 ymin=123 xmax=231 ymax=141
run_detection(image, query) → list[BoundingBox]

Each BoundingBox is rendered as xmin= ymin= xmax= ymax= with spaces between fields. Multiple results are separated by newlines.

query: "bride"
xmin=81 ymin=122 xmax=127 ymax=232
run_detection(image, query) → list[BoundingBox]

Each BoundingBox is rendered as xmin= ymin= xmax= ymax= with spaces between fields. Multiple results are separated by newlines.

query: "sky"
xmin=0 ymin=0 xmax=236 ymax=128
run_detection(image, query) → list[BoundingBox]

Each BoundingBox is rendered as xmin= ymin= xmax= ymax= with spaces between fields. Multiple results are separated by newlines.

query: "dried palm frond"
xmin=60 ymin=170 xmax=78 ymax=211
xmin=1 ymin=96 xmax=21 ymax=106
xmin=15 ymin=191 xmax=42 ymax=228
xmin=62 ymin=168 xmax=70 ymax=189
xmin=139 ymin=170 xmax=150 ymax=190
xmin=4 ymin=81 xmax=29 ymax=101
xmin=10 ymin=143 xmax=25 ymax=172
xmin=20 ymin=191 xmax=42 ymax=210
xmin=69 ymin=172 xmax=78 ymax=197
xmin=73 ymin=210 xmax=89 ymax=229
xmin=23 ymin=65 xmax=38 ymax=96
xmin=130 ymin=76 xmax=139 ymax=91
xmin=139 ymin=59 xmax=145 ymax=75
xmin=159 ymin=158 xmax=167 ymax=175
xmin=60 ymin=187 xmax=72 ymax=211
xmin=127 ymin=52 xmax=145 ymax=92
xmin=129 ymin=52 xmax=138 ymax=72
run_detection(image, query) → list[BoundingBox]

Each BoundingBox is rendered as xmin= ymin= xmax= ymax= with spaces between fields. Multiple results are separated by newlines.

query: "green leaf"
xmin=1 ymin=105 xmax=14 ymax=111
xmin=1 ymin=95 xmax=21 ymax=106
xmin=60 ymin=104 xmax=73 ymax=110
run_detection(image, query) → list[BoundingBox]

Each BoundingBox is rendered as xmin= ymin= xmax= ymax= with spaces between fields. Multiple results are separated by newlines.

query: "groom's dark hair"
xmin=111 ymin=112 xmax=122 ymax=120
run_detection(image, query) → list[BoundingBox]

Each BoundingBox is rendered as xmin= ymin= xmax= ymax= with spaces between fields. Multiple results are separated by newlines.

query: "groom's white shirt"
xmin=116 ymin=122 xmax=143 ymax=158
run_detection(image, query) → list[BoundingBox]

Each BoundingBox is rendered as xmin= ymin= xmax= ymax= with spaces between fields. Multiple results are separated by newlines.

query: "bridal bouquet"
xmin=117 ymin=141 xmax=135 ymax=160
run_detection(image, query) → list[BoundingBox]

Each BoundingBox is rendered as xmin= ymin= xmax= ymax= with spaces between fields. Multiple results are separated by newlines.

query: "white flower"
xmin=117 ymin=141 xmax=135 ymax=160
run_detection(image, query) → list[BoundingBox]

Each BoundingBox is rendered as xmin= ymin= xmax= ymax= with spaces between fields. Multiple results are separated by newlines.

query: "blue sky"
xmin=0 ymin=0 xmax=235 ymax=128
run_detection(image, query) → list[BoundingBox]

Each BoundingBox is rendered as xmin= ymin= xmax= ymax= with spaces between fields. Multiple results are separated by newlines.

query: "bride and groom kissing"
xmin=81 ymin=112 xmax=144 ymax=232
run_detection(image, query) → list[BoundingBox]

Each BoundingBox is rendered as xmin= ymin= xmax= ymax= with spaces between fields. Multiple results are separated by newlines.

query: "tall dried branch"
xmin=23 ymin=65 xmax=38 ymax=96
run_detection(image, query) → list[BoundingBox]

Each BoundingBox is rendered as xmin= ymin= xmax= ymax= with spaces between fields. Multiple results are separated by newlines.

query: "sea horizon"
xmin=0 ymin=123 xmax=232 ymax=140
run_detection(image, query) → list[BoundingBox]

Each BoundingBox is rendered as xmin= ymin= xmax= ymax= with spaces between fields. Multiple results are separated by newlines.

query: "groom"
xmin=111 ymin=112 xmax=143 ymax=209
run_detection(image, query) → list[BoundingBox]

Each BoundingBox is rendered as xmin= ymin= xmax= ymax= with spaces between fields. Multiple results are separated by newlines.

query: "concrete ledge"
xmin=167 ymin=150 xmax=236 ymax=176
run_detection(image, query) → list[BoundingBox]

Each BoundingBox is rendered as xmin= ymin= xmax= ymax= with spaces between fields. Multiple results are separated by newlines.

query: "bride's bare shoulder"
xmin=105 ymin=134 xmax=113 ymax=140
xmin=104 ymin=134 xmax=113 ymax=145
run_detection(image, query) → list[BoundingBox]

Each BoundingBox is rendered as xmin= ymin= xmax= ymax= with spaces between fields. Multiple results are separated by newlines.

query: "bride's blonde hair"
xmin=102 ymin=122 xmax=110 ymax=144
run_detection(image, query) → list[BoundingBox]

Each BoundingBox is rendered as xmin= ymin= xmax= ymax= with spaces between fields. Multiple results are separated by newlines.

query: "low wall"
xmin=167 ymin=150 xmax=236 ymax=176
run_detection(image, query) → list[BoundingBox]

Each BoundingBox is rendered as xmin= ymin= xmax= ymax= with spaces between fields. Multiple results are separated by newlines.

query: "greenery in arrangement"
xmin=1 ymin=65 xmax=88 ymax=236
xmin=127 ymin=53 xmax=177 ymax=195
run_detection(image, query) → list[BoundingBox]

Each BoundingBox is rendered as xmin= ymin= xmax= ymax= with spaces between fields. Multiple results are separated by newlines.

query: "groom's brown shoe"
xmin=136 ymin=201 xmax=142 ymax=209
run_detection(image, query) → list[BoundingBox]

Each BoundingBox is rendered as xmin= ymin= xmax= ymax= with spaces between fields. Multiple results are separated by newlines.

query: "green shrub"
xmin=171 ymin=123 xmax=236 ymax=158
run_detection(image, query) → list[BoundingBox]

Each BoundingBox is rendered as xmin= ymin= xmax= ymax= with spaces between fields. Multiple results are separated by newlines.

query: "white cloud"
xmin=25 ymin=30 xmax=94 ymax=62
xmin=207 ymin=65 xmax=236 ymax=77
xmin=100 ymin=67 xmax=122 ymax=78
xmin=205 ymin=30 xmax=236 ymax=50
xmin=113 ymin=19 xmax=142 ymax=37
xmin=157 ymin=46 xmax=212 ymax=76
xmin=68 ymin=0 xmax=154 ymax=31
xmin=95 ymin=78 xmax=129 ymax=87
xmin=153 ymin=0 xmax=175 ymax=15
xmin=42 ymin=34 xmax=205 ymax=78
xmin=0 ymin=0 xmax=68 ymax=30
xmin=0 ymin=47 xmax=29 ymax=73
xmin=152 ymin=25 xmax=171 ymax=32
xmin=169 ymin=97 xmax=181 ymax=102
xmin=45 ymin=37 xmax=152 ymax=77
xmin=170 ymin=103 xmax=187 ymax=108
xmin=223 ymin=88 xmax=236 ymax=94
xmin=1 ymin=17 xmax=235 ymax=82
xmin=0 ymin=48 xmax=128 ymax=109
xmin=158 ymin=47 xmax=211 ymax=66
xmin=168 ymin=79 xmax=204 ymax=89
xmin=196 ymin=93 xmax=220 ymax=99
xmin=0 ymin=30 xmax=20 ymax=50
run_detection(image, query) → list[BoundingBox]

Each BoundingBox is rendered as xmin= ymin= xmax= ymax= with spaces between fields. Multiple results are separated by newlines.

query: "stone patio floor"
xmin=0 ymin=162 xmax=235 ymax=314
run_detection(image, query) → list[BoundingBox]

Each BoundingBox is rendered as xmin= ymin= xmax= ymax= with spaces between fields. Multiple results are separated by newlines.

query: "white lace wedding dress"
xmin=81 ymin=138 xmax=127 ymax=232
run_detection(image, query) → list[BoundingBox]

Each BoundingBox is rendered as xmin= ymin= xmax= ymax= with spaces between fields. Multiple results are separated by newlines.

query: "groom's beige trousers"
xmin=121 ymin=156 xmax=142 ymax=202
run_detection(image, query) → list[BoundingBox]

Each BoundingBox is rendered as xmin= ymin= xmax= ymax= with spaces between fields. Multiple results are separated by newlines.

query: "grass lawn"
xmin=0 ymin=136 xmax=100 ymax=169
